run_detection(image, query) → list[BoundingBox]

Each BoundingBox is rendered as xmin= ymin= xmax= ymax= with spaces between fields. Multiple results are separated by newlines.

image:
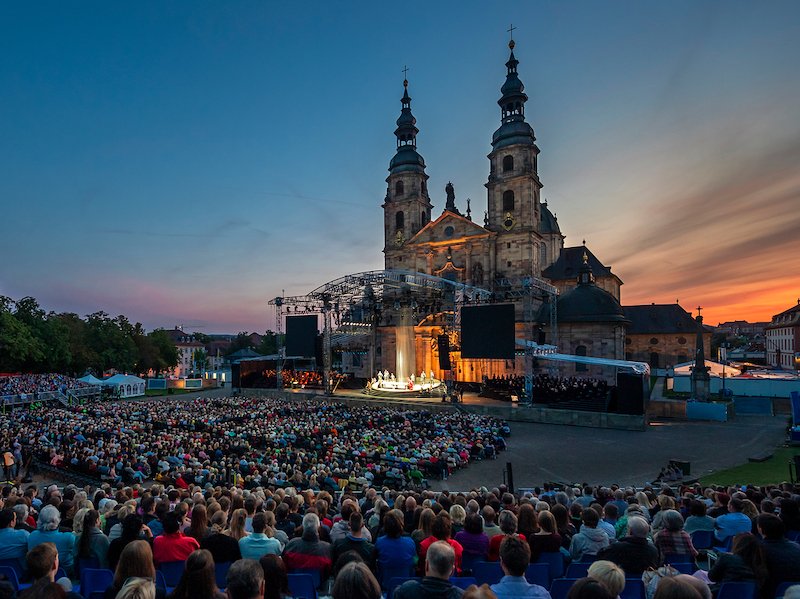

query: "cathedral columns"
xmin=465 ymin=245 xmax=473 ymax=285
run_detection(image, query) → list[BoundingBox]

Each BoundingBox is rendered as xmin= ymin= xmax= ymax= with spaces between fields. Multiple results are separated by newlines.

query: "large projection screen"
xmin=285 ymin=315 xmax=318 ymax=358
xmin=460 ymin=304 xmax=515 ymax=360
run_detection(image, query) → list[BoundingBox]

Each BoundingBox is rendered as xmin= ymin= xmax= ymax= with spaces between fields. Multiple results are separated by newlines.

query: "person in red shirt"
xmin=153 ymin=512 xmax=200 ymax=564
xmin=418 ymin=511 xmax=463 ymax=575
xmin=487 ymin=510 xmax=526 ymax=561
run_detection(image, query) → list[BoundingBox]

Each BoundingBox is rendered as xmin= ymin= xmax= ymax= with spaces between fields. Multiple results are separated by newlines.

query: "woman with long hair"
xmin=167 ymin=549 xmax=225 ymax=599
xmin=105 ymin=540 xmax=165 ymax=599
xmin=411 ymin=508 xmax=435 ymax=547
xmin=517 ymin=503 xmax=540 ymax=538
xmin=332 ymin=561 xmax=382 ymax=599
xmin=225 ymin=508 xmax=249 ymax=541
xmin=108 ymin=514 xmax=152 ymax=572
xmin=74 ymin=509 xmax=110 ymax=570
xmin=186 ymin=504 xmax=209 ymax=542
xmin=529 ymin=510 xmax=562 ymax=561
xmin=708 ymin=532 xmax=768 ymax=594
xmin=551 ymin=503 xmax=575 ymax=549
xmin=259 ymin=554 xmax=291 ymax=599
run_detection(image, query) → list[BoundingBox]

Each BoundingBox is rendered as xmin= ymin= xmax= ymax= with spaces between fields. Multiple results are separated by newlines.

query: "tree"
xmin=192 ymin=348 xmax=208 ymax=375
xmin=227 ymin=332 xmax=254 ymax=355
xmin=257 ymin=331 xmax=279 ymax=356
xmin=0 ymin=307 xmax=43 ymax=371
xmin=149 ymin=329 xmax=179 ymax=374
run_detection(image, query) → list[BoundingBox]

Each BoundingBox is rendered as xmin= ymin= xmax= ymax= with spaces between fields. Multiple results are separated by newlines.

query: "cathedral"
xmin=376 ymin=38 xmax=630 ymax=383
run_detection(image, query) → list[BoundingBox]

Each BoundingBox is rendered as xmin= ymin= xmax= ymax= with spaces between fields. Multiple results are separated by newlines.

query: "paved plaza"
xmin=432 ymin=414 xmax=788 ymax=491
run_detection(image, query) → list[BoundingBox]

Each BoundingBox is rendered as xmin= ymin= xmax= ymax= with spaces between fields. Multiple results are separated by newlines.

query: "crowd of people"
xmin=483 ymin=374 xmax=611 ymax=408
xmin=0 ymin=480 xmax=797 ymax=599
xmin=0 ymin=396 xmax=509 ymax=491
xmin=0 ymin=374 xmax=89 ymax=398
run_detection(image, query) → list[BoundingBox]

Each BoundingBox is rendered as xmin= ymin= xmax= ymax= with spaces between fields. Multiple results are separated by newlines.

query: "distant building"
xmin=163 ymin=327 xmax=204 ymax=378
xmin=715 ymin=320 xmax=768 ymax=337
xmin=622 ymin=303 xmax=712 ymax=370
xmin=765 ymin=300 xmax=800 ymax=371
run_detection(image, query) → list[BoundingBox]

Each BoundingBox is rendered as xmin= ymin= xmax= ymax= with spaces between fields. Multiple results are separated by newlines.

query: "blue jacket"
xmin=28 ymin=529 xmax=76 ymax=571
xmin=0 ymin=528 xmax=29 ymax=563
xmin=491 ymin=575 xmax=553 ymax=599
xmin=239 ymin=533 xmax=282 ymax=560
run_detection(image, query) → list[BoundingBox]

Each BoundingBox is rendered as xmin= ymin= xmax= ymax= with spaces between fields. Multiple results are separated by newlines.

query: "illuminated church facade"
xmin=373 ymin=39 xmax=631 ymax=383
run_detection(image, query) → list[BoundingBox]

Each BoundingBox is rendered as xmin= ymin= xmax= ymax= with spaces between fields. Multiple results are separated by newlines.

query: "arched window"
xmin=395 ymin=180 xmax=404 ymax=196
xmin=503 ymin=155 xmax=514 ymax=172
xmin=502 ymin=190 xmax=515 ymax=212
xmin=420 ymin=211 xmax=426 ymax=225
xmin=395 ymin=211 xmax=404 ymax=231
xmin=576 ymin=345 xmax=587 ymax=372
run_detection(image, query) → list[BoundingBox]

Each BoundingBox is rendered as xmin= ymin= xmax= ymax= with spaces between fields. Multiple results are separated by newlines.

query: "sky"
xmin=1 ymin=1 xmax=799 ymax=333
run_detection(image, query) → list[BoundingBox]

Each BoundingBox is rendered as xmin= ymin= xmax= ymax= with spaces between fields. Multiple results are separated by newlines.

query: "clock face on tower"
xmin=395 ymin=230 xmax=405 ymax=246
xmin=502 ymin=212 xmax=515 ymax=231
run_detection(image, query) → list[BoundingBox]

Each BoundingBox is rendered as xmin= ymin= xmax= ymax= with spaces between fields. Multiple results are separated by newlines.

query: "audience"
xmin=394 ymin=540 xmax=464 ymax=599
xmin=491 ymin=536 xmax=551 ymax=599
xmin=168 ymin=548 xmax=225 ymax=599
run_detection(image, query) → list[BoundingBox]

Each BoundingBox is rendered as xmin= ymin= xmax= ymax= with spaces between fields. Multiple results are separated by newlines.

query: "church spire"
xmin=389 ymin=74 xmax=426 ymax=175
xmin=498 ymin=36 xmax=528 ymax=124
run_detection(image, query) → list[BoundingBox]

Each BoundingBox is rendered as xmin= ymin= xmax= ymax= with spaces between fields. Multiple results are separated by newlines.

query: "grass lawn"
xmin=699 ymin=446 xmax=800 ymax=486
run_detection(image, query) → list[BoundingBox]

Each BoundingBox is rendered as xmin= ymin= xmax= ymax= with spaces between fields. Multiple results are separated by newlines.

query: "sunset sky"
xmin=2 ymin=1 xmax=799 ymax=333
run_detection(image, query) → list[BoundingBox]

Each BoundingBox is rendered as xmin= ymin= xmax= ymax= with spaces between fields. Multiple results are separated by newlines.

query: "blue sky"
xmin=2 ymin=1 xmax=799 ymax=332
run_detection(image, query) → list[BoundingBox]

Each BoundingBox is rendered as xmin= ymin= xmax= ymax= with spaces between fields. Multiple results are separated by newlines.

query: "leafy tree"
xmin=149 ymin=329 xmax=179 ymax=374
xmin=192 ymin=348 xmax=208 ymax=375
xmin=227 ymin=332 xmax=254 ymax=355
xmin=257 ymin=331 xmax=280 ymax=355
xmin=0 ymin=303 xmax=44 ymax=371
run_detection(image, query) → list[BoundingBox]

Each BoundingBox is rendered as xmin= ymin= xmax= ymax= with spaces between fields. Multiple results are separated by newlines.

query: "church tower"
xmin=485 ymin=38 xmax=542 ymax=240
xmin=383 ymin=78 xmax=433 ymax=265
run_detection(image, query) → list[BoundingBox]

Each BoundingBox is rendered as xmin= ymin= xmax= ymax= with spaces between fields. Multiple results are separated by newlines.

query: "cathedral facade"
xmin=375 ymin=39 xmax=628 ymax=383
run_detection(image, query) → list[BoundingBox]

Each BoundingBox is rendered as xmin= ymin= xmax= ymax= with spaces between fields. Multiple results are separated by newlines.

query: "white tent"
xmin=103 ymin=374 xmax=146 ymax=398
xmin=78 ymin=374 xmax=104 ymax=385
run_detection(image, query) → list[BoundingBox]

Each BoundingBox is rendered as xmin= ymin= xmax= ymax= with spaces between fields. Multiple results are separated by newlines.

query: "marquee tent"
xmin=78 ymin=374 xmax=104 ymax=385
xmin=103 ymin=374 xmax=146 ymax=398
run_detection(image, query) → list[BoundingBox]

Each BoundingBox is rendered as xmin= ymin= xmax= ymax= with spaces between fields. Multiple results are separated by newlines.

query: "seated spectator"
xmin=450 ymin=504 xmax=467 ymax=536
xmin=673 ymin=575 xmax=711 ymax=599
xmin=528 ymin=510 xmax=562 ymax=562
xmin=600 ymin=504 xmax=618 ymax=540
xmin=683 ymin=501 xmax=715 ymax=535
xmin=239 ymin=512 xmax=282 ymax=560
xmin=516 ymin=503 xmax=539 ymax=539
xmin=186 ymin=504 xmax=210 ymax=543
xmin=588 ymin=561 xmax=625 ymax=599
xmin=652 ymin=576 xmax=702 ymax=599
xmin=153 ymin=512 xmax=200 ymax=564
xmin=22 ymin=542 xmax=81 ymax=599
xmin=375 ymin=510 xmax=416 ymax=587
xmin=419 ymin=512 xmax=464 ymax=575
xmin=455 ymin=513 xmax=490 ymax=562
xmin=567 ymin=578 xmax=614 ymax=599
xmin=105 ymin=540 xmax=166 ymax=599
xmin=413 ymin=508 xmax=436 ymax=547
xmin=282 ymin=512 xmax=332 ymax=579
xmin=483 ymin=506 xmax=502 ymax=537
xmin=653 ymin=510 xmax=697 ymax=560
xmin=226 ymin=559 xmax=265 ymax=599
xmin=168 ymin=548 xmax=226 ymax=599
xmin=394 ymin=540 xmax=464 ymax=599
xmin=488 ymin=510 xmax=526 ymax=562
xmin=756 ymin=513 xmax=800 ymax=598
xmin=491 ymin=535 xmax=551 ymax=599
xmin=707 ymin=533 xmax=767 ymax=592
xmin=259 ymin=554 xmax=290 ymax=599
xmin=597 ymin=516 xmax=659 ymax=576
xmin=202 ymin=511 xmax=242 ymax=565
xmin=27 ymin=505 xmax=76 ymax=575
xmin=715 ymin=499 xmax=751 ymax=543
xmin=114 ymin=577 xmax=157 ymax=599
xmin=108 ymin=514 xmax=153 ymax=572
xmin=332 ymin=512 xmax=375 ymax=570
xmin=74 ymin=508 xmax=110 ymax=570
xmin=552 ymin=504 xmax=576 ymax=548
xmin=0 ymin=507 xmax=29 ymax=567
xmin=332 ymin=561 xmax=382 ymax=599
xmin=570 ymin=508 xmax=610 ymax=562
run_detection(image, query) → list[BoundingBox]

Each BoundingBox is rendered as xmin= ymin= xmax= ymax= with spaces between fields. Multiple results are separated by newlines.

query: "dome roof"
xmin=539 ymin=284 xmax=629 ymax=324
xmin=501 ymin=73 xmax=525 ymax=96
xmin=492 ymin=120 xmax=535 ymax=150
xmin=540 ymin=203 xmax=560 ymax=235
xmin=389 ymin=146 xmax=426 ymax=174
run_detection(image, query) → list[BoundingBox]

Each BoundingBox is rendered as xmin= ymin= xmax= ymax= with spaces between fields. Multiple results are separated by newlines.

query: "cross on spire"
xmin=402 ymin=65 xmax=409 ymax=81
xmin=507 ymin=23 xmax=516 ymax=40
xmin=696 ymin=306 xmax=703 ymax=317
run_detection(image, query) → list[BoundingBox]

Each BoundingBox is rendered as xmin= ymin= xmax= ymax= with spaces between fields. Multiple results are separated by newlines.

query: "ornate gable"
xmin=407 ymin=211 xmax=491 ymax=247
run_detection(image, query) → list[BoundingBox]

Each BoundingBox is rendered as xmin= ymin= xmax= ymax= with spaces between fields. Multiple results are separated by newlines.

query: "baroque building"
xmin=376 ymin=38 xmax=629 ymax=382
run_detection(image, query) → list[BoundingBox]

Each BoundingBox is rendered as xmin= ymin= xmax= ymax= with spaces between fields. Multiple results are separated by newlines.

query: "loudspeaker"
xmin=438 ymin=335 xmax=451 ymax=370
xmin=506 ymin=462 xmax=514 ymax=494
xmin=616 ymin=373 xmax=645 ymax=415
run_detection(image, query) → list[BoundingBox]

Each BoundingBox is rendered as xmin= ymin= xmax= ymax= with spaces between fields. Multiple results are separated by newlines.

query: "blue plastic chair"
xmin=566 ymin=562 xmax=592 ymax=578
xmin=158 ymin=560 xmax=186 ymax=589
xmin=0 ymin=566 xmax=20 ymax=592
xmin=78 ymin=556 xmax=101 ymax=575
xmin=671 ymin=563 xmax=695 ymax=575
xmin=786 ymin=530 xmax=800 ymax=543
xmin=292 ymin=568 xmax=322 ymax=590
xmin=461 ymin=553 xmax=486 ymax=573
xmin=718 ymin=582 xmax=757 ymax=599
xmin=664 ymin=553 xmax=694 ymax=565
xmin=535 ymin=552 xmax=565 ymax=582
xmin=378 ymin=564 xmax=415 ymax=590
xmin=288 ymin=573 xmax=318 ymax=599
xmin=621 ymin=579 xmax=646 ymax=599
xmin=713 ymin=536 xmax=734 ymax=554
xmin=155 ymin=571 xmax=168 ymax=595
xmin=690 ymin=530 xmax=714 ymax=550
xmin=473 ymin=561 xmax=504 ymax=585
xmin=386 ymin=576 xmax=419 ymax=599
xmin=79 ymin=568 xmax=114 ymax=599
xmin=0 ymin=559 xmax=24 ymax=580
xmin=215 ymin=561 xmax=232 ymax=590
xmin=525 ymin=563 xmax=551 ymax=588
xmin=450 ymin=576 xmax=478 ymax=589
xmin=550 ymin=578 xmax=580 ymax=599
